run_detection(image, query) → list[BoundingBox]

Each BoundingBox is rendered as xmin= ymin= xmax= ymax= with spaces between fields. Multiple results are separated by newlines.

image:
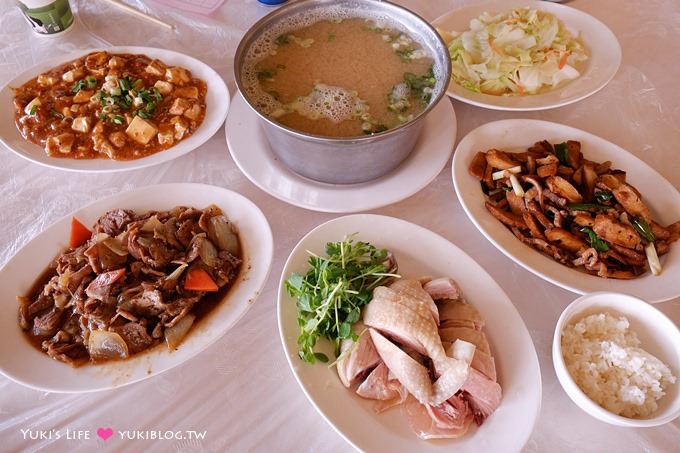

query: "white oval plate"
xmin=452 ymin=119 xmax=680 ymax=303
xmin=0 ymin=183 xmax=273 ymax=393
xmin=277 ymin=214 xmax=541 ymax=452
xmin=0 ymin=46 xmax=230 ymax=172
xmin=226 ymin=92 xmax=456 ymax=213
xmin=431 ymin=0 xmax=621 ymax=111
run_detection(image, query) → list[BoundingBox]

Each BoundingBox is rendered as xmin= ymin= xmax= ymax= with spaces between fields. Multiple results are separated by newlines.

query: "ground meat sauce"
xmin=17 ymin=205 xmax=242 ymax=366
xmin=12 ymin=51 xmax=208 ymax=160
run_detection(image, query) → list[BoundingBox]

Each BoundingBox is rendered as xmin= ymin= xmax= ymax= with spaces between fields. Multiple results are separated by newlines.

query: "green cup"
xmin=17 ymin=0 xmax=74 ymax=36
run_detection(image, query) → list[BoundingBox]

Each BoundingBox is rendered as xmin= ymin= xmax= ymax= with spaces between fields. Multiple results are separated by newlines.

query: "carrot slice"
xmin=184 ymin=267 xmax=219 ymax=292
xmin=70 ymin=217 xmax=92 ymax=248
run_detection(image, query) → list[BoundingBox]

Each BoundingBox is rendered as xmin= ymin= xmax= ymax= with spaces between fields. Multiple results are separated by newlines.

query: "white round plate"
xmin=226 ymin=92 xmax=456 ymax=213
xmin=277 ymin=214 xmax=541 ymax=452
xmin=0 ymin=46 xmax=230 ymax=172
xmin=431 ymin=0 xmax=621 ymax=111
xmin=0 ymin=183 xmax=273 ymax=393
xmin=452 ymin=119 xmax=680 ymax=303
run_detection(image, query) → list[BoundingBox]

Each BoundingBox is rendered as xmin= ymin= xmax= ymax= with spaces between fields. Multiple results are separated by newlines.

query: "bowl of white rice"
xmin=553 ymin=291 xmax=680 ymax=427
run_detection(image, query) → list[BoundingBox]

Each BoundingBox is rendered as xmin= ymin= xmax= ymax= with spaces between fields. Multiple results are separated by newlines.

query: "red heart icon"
xmin=97 ymin=427 xmax=114 ymax=441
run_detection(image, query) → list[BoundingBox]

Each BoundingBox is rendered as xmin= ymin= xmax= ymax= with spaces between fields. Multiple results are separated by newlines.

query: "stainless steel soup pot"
xmin=233 ymin=0 xmax=451 ymax=184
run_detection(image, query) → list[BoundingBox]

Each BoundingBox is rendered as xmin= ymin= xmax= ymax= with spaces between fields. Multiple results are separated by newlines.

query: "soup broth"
xmin=243 ymin=16 xmax=436 ymax=137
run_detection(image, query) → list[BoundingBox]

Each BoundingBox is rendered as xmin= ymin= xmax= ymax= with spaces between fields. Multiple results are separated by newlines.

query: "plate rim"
xmin=0 ymin=46 xmax=230 ymax=173
xmin=431 ymin=0 xmax=622 ymax=111
xmin=451 ymin=118 xmax=680 ymax=303
xmin=0 ymin=182 xmax=273 ymax=393
xmin=226 ymin=91 xmax=457 ymax=213
xmin=277 ymin=213 xmax=542 ymax=452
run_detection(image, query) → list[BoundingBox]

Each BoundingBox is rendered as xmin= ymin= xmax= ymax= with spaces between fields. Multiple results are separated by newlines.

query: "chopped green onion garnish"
xmin=632 ymin=217 xmax=655 ymax=243
xmin=568 ymin=203 xmax=611 ymax=211
xmin=554 ymin=142 xmax=568 ymax=166
xmin=594 ymin=191 xmax=614 ymax=203
xmin=580 ymin=227 xmax=609 ymax=252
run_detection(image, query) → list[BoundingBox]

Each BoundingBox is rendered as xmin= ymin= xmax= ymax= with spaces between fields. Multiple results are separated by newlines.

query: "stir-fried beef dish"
xmin=470 ymin=140 xmax=680 ymax=278
xmin=12 ymin=51 xmax=207 ymax=160
xmin=18 ymin=205 xmax=242 ymax=366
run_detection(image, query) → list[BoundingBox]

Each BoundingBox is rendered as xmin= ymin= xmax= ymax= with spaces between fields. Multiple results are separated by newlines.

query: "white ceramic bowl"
xmin=552 ymin=291 xmax=680 ymax=427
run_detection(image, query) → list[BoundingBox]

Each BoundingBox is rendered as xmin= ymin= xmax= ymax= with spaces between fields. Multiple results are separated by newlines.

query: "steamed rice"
xmin=561 ymin=312 xmax=676 ymax=418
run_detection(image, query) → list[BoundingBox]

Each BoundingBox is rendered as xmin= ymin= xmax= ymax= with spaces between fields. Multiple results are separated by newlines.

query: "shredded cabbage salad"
xmin=438 ymin=7 xmax=588 ymax=96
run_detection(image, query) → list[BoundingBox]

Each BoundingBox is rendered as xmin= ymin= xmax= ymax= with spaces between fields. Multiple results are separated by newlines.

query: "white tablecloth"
xmin=1 ymin=0 xmax=678 ymax=451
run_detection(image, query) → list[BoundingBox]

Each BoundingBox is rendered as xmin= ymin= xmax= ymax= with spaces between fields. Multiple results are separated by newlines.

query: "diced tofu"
xmin=109 ymin=131 xmax=127 ymax=148
xmin=170 ymin=116 xmax=188 ymax=140
xmin=153 ymin=80 xmax=173 ymax=95
xmin=37 ymin=74 xmax=56 ymax=86
xmin=92 ymin=120 xmax=105 ymax=135
xmin=169 ymin=98 xmax=191 ymax=115
xmin=85 ymin=51 xmax=109 ymax=68
xmin=73 ymin=89 xmax=94 ymax=103
xmin=184 ymin=103 xmax=202 ymax=120
xmin=174 ymin=86 xmax=199 ymax=98
xmin=165 ymin=67 xmax=190 ymax=84
xmin=157 ymin=123 xmax=175 ymax=145
xmin=24 ymin=97 xmax=41 ymax=115
xmin=108 ymin=56 xmax=126 ymax=68
xmin=62 ymin=68 xmax=85 ymax=83
xmin=71 ymin=116 xmax=91 ymax=133
xmin=93 ymin=135 xmax=115 ymax=158
xmin=145 ymin=59 xmax=167 ymax=76
xmin=125 ymin=115 xmax=158 ymax=144
xmin=45 ymin=133 xmax=75 ymax=155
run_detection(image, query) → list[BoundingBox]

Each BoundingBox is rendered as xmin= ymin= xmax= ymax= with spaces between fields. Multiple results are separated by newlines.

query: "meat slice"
xmin=337 ymin=323 xmax=381 ymax=388
xmin=460 ymin=367 xmax=503 ymax=425
xmin=355 ymin=362 xmax=406 ymax=407
xmin=438 ymin=326 xmax=490 ymax=354
xmin=111 ymin=322 xmax=154 ymax=354
xmin=592 ymin=214 xmax=641 ymax=249
xmin=403 ymin=395 xmax=473 ymax=440
xmin=93 ymin=209 xmax=135 ymax=236
xmin=437 ymin=299 xmax=484 ymax=330
xmin=422 ymin=277 xmax=462 ymax=302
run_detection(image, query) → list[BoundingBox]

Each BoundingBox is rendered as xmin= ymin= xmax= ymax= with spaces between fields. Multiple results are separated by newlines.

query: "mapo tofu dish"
xmin=12 ymin=51 xmax=207 ymax=160
xmin=18 ymin=205 xmax=242 ymax=366
xmin=470 ymin=140 xmax=680 ymax=278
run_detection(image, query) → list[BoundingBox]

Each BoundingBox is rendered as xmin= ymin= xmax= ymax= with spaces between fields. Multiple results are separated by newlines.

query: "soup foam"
xmin=241 ymin=5 xmax=443 ymax=136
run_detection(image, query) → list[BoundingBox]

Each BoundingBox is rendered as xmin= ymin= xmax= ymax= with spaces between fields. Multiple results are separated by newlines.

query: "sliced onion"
xmin=101 ymin=236 xmax=128 ymax=256
xmin=87 ymin=330 xmax=129 ymax=360
xmin=165 ymin=262 xmax=188 ymax=281
xmin=197 ymin=236 xmax=219 ymax=267
xmin=164 ymin=313 xmax=196 ymax=350
xmin=140 ymin=215 xmax=162 ymax=233
xmin=207 ymin=215 xmax=240 ymax=255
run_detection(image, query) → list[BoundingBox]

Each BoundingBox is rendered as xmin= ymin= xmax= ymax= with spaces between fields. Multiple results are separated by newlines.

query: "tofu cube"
xmin=125 ymin=115 xmax=158 ymax=144
xmin=37 ymin=74 xmax=56 ymax=86
xmin=145 ymin=59 xmax=167 ymax=76
xmin=109 ymin=131 xmax=127 ymax=148
xmin=169 ymin=98 xmax=191 ymax=115
xmin=171 ymin=116 xmax=188 ymax=140
xmin=71 ymin=116 xmax=91 ymax=133
xmin=45 ymin=133 xmax=75 ymax=155
xmin=174 ymin=86 xmax=199 ymax=98
xmin=108 ymin=56 xmax=126 ymax=68
xmin=62 ymin=68 xmax=84 ymax=83
xmin=154 ymin=80 xmax=173 ymax=95
xmin=73 ymin=89 xmax=94 ymax=103
xmin=165 ymin=67 xmax=190 ymax=84
xmin=157 ymin=123 xmax=175 ymax=145
xmin=184 ymin=103 xmax=202 ymax=120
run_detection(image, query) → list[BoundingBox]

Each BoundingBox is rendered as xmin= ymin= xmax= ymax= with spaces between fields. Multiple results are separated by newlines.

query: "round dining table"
xmin=1 ymin=0 xmax=678 ymax=451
